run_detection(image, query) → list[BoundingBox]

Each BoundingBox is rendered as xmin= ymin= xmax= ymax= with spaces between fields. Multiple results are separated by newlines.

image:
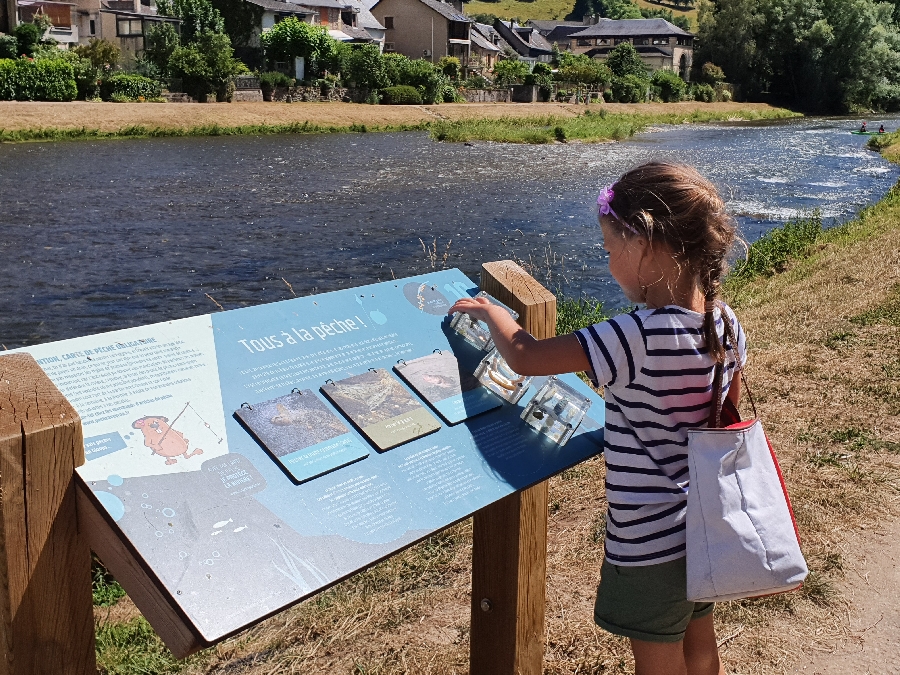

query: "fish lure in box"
xmin=520 ymin=376 xmax=592 ymax=446
xmin=474 ymin=348 xmax=533 ymax=405
xmin=449 ymin=291 xmax=518 ymax=351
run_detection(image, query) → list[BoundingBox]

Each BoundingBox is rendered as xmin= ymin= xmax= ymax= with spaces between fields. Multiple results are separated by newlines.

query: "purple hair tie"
xmin=597 ymin=184 xmax=640 ymax=236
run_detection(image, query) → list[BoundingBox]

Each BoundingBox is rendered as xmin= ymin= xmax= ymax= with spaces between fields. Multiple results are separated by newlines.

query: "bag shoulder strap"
xmin=708 ymin=304 xmax=758 ymax=428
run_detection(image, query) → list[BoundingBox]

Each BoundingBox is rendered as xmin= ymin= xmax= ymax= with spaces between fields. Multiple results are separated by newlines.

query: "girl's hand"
xmin=447 ymin=296 xmax=495 ymax=323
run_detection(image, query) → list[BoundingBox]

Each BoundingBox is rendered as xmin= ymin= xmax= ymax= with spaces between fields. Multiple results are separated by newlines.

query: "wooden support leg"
xmin=470 ymin=482 xmax=548 ymax=675
xmin=470 ymin=260 xmax=556 ymax=675
xmin=0 ymin=354 xmax=96 ymax=675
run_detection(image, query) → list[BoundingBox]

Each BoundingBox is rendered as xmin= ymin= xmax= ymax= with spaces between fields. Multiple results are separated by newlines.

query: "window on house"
xmin=117 ymin=18 xmax=143 ymax=36
xmin=384 ymin=42 xmax=395 ymax=51
xmin=341 ymin=10 xmax=354 ymax=25
xmin=652 ymin=37 xmax=669 ymax=45
xmin=576 ymin=39 xmax=590 ymax=46
xmin=614 ymin=38 xmax=629 ymax=45
xmin=140 ymin=0 xmax=151 ymax=6
xmin=384 ymin=16 xmax=394 ymax=29
xmin=634 ymin=38 xmax=649 ymax=45
xmin=89 ymin=19 xmax=95 ymax=34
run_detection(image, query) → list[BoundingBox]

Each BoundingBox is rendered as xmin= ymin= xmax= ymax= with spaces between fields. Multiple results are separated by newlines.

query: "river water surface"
xmin=2 ymin=115 xmax=898 ymax=348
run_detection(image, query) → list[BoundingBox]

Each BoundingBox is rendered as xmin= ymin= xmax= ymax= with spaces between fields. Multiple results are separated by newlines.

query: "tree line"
xmin=696 ymin=0 xmax=900 ymax=112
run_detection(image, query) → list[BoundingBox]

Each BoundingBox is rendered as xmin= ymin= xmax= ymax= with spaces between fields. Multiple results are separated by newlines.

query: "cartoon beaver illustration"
xmin=132 ymin=416 xmax=204 ymax=465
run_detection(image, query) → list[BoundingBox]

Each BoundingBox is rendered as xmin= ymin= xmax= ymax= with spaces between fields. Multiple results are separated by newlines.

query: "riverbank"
xmin=90 ymin=180 xmax=900 ymax=674
xmin=0 ymin=100 xmax=796 ymax=143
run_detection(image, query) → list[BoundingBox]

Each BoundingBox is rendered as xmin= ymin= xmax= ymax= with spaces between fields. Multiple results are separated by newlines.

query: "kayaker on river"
xmin=879 ymin=125 xmax=886 ymax=134
xmin=860 ymin=121 xmax=868 ymax=132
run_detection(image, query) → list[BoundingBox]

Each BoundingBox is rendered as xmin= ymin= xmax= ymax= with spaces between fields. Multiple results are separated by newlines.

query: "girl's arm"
xmin=447 ymin=297 xmax=591 ymax=377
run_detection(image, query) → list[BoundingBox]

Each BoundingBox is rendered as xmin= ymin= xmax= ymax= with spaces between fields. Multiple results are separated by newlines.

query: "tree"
xmin=651 ymin=68 xmax=686 ymax=101
xmin=73 ymin=37 xmax=120 ymax=70
xmin=156 ymin=0 xmax=225 ymax=44
xmin=700 ymin=62 xmax=725 ymax=86
xmin=605 ymin=42 xmax=647 ymax=79
xmin=437 ymin=56 xmax=461 ymax=80
xmin=13 ymin=23 xmax=43 ymax=57
xmin=566 ymin=0 xmax=641 ymax=22
xmin=492 ymin=58 xmax=530 ymax=86
xmin=556 ymin=52 xmax=612 ymax=85
xmin=611 ymin=73 xmax=646 ymax=102
xmin=144 ymin=23 xmax=180 ymax=77
xmin=260 ymin=17 xmax=335 ymax=77
xmin=209 ymin=0 xmax=264 ymax=47
xmin=168 ymin=31 xmax=244 ymax=101
xmin=345 ymin=43 xmax=389 ymax=89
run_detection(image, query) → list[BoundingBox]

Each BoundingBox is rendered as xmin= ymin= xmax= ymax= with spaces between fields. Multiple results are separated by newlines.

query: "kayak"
xmin=851 ymin=130 xmax=883 ymax=135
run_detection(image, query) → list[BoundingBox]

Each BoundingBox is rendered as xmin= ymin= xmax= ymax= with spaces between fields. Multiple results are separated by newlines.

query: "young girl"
xmin=449 ymin=161 xmax=745 ymax=675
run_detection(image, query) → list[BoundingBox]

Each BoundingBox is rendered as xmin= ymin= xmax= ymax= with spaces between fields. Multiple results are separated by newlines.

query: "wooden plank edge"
xmin=76 ymin=478 xmax=206 ymax=659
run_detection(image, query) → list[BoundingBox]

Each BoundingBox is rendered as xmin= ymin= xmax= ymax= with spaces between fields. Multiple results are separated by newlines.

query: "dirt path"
xmin=792 ymin=517 xmax=900 ymax=675
xmin=0 ymin=100 xmax=783 ymax=132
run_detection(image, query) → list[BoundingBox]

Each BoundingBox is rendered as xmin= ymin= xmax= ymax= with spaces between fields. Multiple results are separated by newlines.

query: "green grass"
xmin=557 ymin=294 xmax=611 ymax=334
xmin=0 ymin=121 xmax=428 ymax=143
xmin=92 ymin=557 xmax=127 ymax=607
xmin=430 ymin=108 xmax=800 ymax=144
xmin=95 ymin=618 xmax=191 ymax=675
xmin=849 ymin=283 xmax=900 ymax=327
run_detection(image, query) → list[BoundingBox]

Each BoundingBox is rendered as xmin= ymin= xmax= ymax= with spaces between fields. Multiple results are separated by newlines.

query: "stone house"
xmin=492 ymin=19 xmax=552 ymax=64
xmin=4 ymin=0 xmax=178 ymax=54
xmin=369 ymin=0 xmax=471 ymax=66
xmin=468 ymin=21 xmax=499 ymax=72
xmin=566 ymin=18 xmax=694 ymax=79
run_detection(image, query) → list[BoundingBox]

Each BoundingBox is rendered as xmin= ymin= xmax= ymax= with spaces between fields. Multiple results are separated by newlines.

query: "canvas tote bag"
xmin=685 ymin=318 xmax=808 ymax=603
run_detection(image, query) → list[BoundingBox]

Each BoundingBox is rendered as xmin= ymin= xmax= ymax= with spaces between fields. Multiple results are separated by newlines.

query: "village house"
xmin=369 ymin=0 xmax=471 ymax=66
xmin=4 ymin=0 xmax=179 ymax=54
xmin=468 ymin=21 xmax=500 ymax=72
xmin=492 ymin=19 xmax=552 ymax=64
xmin=565 ymin=18 xmax=694 ymax=79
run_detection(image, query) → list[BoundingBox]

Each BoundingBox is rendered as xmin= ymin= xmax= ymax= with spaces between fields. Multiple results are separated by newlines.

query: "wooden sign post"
xmin=0 ymin=354 xmax=95 ymax=675
xmin=472 ymin=260 xmax=557 ymax=675
xmin=0 ymin=261 xmax=564 ymax=675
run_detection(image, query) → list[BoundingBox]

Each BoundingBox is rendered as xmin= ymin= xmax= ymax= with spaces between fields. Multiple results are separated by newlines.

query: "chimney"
xmin=583 ymin=13 xmax=598 ymax=25
xmin=449 ymin=0 xmax=463 ymax=13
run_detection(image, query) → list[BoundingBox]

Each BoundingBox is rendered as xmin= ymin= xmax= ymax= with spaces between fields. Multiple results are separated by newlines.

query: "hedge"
xmin=0 ymin=58 xmax=77 ymax=101
xmin=99 ymin=73 xmax=162 ymax=102
xmin=381 ymin=84 xmax=422 ymax=105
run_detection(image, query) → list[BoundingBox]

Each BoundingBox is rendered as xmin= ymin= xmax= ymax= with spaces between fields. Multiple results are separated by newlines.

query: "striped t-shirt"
xmin=574 ymin=305 xmax=747 ymax=567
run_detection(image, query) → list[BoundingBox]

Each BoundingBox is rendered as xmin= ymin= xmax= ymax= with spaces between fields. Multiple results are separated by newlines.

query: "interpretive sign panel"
xmin=11 ymin=269 xmax=604 ymax=647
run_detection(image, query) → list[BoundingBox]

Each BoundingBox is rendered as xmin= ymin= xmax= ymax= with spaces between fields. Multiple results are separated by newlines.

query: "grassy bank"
xmin=431 ymin=107 xmax=800 ymax=143
xmin=0 ymin=120 xmax=427 ymax=143
xmin=0 ymin=101 xmax=798 ymax=144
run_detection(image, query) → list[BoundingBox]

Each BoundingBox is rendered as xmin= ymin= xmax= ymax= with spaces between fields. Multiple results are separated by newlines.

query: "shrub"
xmin=0 ymin=58 xmax=77 ymax=101
xmin=168 ymin=32 xmax=244 ymax=102
xmin=701 ymin=62 xmax=726 ymax=86
xmin=461 ymin=74 xmax=490 ymax=89
xmin=345 ymin=43 xmax=388 ymax=90
xmin=381 ymin=84 xmax=422 ymax=105
xmin=73 ymin=38 xmax=120 ymax=70
xmin=38 ymin=49 xmax=99 ymax=99
xmin=259 ymin=70 xmax=294 ymax=91
xmin=14 ymin=23 xmax=42 ymax=58
xmin=99 ymin=73 xmax=162 ymax=101
xmin=437 ymin=56 xmax=460 ymax=80
xmin=0 ymin=34 xmax=17 ymax=59
xmin=492 ymin=59 xmax=530 ymax=86
xmin=556 ymin=52 xmax=612 ymax=86
xmin=692 ymin=82 xmax=715 ymax=102
xmin=610 ymin=74 xmax=646 ymax=103
xmin=440 ymin=83 xmax=461 ymax=102
xmin=651 ymin=69 xmax=686 ymax=102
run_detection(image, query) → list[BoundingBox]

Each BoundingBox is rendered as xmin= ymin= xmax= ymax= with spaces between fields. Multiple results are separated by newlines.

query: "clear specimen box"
xmin=449 ymin=291 xmax=519 ymax=352
xmin=474 ymin=348 xmax=533 ymax=404
xmin=520 ymin=376 xmax=592 ymax=446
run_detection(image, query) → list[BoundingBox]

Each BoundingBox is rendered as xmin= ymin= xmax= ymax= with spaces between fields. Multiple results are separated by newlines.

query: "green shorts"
xmin=594 ymin=556 xmax=714 ymax=643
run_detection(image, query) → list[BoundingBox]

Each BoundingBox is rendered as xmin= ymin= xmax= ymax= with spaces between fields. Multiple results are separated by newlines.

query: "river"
xmin=1 ymin=115 xmax=898 ymax=348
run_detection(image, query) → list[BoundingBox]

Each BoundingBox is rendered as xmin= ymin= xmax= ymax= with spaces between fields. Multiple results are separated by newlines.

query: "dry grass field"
xmin=0 ymin=100 xmax=783 ymax=134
